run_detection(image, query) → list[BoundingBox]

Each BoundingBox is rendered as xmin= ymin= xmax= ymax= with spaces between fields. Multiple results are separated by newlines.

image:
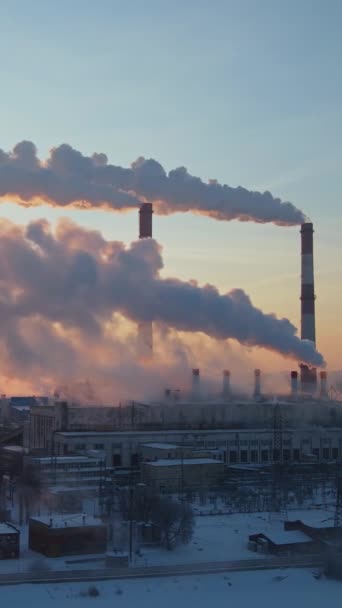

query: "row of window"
xmin=228 ymin=446 xmax=340 ymax=463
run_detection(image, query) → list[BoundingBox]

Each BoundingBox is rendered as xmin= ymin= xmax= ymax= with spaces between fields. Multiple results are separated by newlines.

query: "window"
xmin=250 ymin=450 xmax=258 ymax=463
xmin=323 ymin=447 xmax=330 ymax=460
xmin=240 ymin=450 xmax=248 ymax=463
xmin=94 ymin=444 xmax=104 ymax=450
xmin=283 ymin=449 xmax=291 ymax=461
xmin=75 ymin=443 xmax=86 ymax=450
xmin=261 ymin=450 xmax=268 ymax=462
xmin=332 ymin=447 xmax=339 ymax=460
xmin=229 ymin=451 xmax=237 ymax=463
xmin=293 ymin=449 xmax=300 ymax=461
xmin=273 ymin=449 xmax=280 ymax=462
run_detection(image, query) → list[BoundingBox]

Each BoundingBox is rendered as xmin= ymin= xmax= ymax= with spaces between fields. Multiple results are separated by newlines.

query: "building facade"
xmin=51 ymin=426 xmax=342 ymax=468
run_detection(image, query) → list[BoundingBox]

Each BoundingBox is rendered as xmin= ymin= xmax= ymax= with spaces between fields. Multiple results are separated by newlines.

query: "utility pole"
xmin=128 ymin=483 xmax=134 ymax=562
xmin=334 ymin=465 xmax=342 ymax=528
xmin=270 ymin=403 xmax=287 ymax=516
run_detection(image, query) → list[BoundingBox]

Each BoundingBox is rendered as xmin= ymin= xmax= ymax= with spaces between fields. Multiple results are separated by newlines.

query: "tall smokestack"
xmin=222 ymin=369 xmax=231 ymax=400
xmin=290 ymin=371 xmax=298 ymax=397
xmin=138 ymin=203 xmax=154 ymax=357
xmin=300 ymin=222 xmax=317 ymax=392
xmin=139 ymin=202 xmax=153 ymax=239
xmin=253 ymin=369 xmax=261 ymax=399
xmin=192 ymin=368 xmax=200 ymax=399
xmin=319 ymin=371 xmax=328 ymax=399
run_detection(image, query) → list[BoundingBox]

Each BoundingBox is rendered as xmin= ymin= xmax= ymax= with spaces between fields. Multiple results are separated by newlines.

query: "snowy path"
xmin=0 ymin=554 xmax=324 ymax=586
xmin=0 ymin=568 xmax=339 ymax=608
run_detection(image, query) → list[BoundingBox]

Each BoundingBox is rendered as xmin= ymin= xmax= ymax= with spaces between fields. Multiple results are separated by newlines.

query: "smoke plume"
xmin=0 ymin=217 xmax=323 ymax=390
xmin=0 ymin=141 xmax=305 ymax=225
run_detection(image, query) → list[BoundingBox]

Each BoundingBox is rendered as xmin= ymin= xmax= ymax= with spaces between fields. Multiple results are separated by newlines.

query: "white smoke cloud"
xmin=0 ymin=141 xmax=305 ymax=225
xmin=0 ymin=217 xmax=323 ymax=382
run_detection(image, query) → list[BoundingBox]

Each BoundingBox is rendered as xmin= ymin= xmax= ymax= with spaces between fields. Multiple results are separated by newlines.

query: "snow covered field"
xmin=0 ymin=508 xmax=335 ymax=573
xmin=1 ymin=568 xmax=341 ymax=608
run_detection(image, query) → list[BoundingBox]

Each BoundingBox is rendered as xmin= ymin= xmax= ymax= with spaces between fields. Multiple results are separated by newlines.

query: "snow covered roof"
xmin=145 ymin=458 xmax=222 ymax=467
xmin=2 ymin=445 xmax=26 ymax=453
xmin=0 ymin=523 xmax=19 ymax=535
xmin=28 ymin=455 xmax=100 ymax=464
xmin=142 ymin=443 xmax=179 ymax=450
xmin=30 ymin=514 xmax=104 ymax=529
xmin=258 ymin=530 xmax=312 ymax=545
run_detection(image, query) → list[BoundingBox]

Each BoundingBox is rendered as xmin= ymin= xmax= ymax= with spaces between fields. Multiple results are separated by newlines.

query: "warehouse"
xmin=29 ymin=514 xmax=107 ymax=557
xmin=141 ymin=457 xmax=224 ymax=493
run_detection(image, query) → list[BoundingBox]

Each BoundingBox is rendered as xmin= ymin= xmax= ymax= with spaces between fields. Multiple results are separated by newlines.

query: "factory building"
xmin=141 ymin=458 xmax=224 ymax=493
xmin=24 ymin=453 xmax=105 ymax=493
xmin=27 ymin=401 xmax=124 ymax=450
xmin=50 ymin=425 xmax=342 ymax=468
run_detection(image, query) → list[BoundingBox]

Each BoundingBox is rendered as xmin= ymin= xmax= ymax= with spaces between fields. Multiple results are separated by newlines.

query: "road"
xmin=0 ymin=554 xmax=324 ymax=586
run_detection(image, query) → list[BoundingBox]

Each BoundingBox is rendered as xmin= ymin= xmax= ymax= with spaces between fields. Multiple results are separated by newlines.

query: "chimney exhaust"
xmin=222 ymin=369 xmax=231 ymax=399
xmin=300 ymin=222 xmax=317 ymax=392
xmin=192 ymin=368 xmax=200 ymax=399
xmin=253 ymin=369 xmax=261 ymax=399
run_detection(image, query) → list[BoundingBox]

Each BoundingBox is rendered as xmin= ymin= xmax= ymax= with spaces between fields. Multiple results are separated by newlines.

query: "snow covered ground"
xmin=1 ymin=568 xmax=341 ymax=608
xmin=0 ymin=507 xmax=335 ymax=573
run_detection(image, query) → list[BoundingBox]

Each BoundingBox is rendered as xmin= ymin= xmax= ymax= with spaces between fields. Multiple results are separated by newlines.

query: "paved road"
xmin=0 ymin=554 xmax=324 ymax=586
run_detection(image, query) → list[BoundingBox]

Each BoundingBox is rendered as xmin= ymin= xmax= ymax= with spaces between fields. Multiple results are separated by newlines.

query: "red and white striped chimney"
xmin=300 ymin=222 xmax=317 ymax=391
xmin=138 ymin=203 xmax=154 ymax=356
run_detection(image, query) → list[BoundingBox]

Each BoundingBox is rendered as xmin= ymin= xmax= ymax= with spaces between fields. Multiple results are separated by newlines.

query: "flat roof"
xmin=145 ymin=458 xmax=222 ymax=467
xmin=2 ymin=445 xmax=26 ymax=453
xmin=56 ymin=427 xmax=342 ymax=439
xmin=262 ymin=530 xmax=312 ymax=545
xmin=30 ymin=514 xmax=103 ymax=529
xmin=27 ymin=455 xmax=101 ymax=464
xmin=141 ymin=443 xmax=179 ymax=449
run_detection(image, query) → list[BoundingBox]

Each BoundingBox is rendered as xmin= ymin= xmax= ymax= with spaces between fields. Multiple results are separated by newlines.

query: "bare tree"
xmin=118 ymin=487 xmax=194 ymax=551
xmin=152 ymin=497 xmax=194 ymax=550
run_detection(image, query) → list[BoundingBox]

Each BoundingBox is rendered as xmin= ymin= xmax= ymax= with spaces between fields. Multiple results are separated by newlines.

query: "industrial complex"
xmin=0 ymin=204 xmax=341 ymax=566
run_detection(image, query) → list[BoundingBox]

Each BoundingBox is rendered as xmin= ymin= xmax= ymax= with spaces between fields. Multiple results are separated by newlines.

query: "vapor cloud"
xmin=0 ymin=218 xmax=323 ymax=382
xmin=0 ymin=141 xmax=305 ymax=225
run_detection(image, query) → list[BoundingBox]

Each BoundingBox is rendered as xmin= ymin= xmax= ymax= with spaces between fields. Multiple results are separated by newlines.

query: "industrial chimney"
xmin=139 ymin=202 xmax=153 ymax=239
xmin=300 ymin=222 xmax=317 ymax=392
xmin=290 ymin=371 xmax=298 ymax=397
xmin=192 ymin=368 xmax=200 ymax=400
xmin=222 ymin=369 xmax=231 ymax=400
xmin=253 ymin=369 xmax=261 ymax=399
xmin=319 ymin=371 xmax=328 ymax=399
xmin=138 ymin=203 xmax=154 ymax=356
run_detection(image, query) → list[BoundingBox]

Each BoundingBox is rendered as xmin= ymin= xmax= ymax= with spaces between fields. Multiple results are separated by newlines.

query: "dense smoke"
xmin=0 ymin=141 xmax=305 ymax=225
xmin=0 ymin=217 xmax=323 ymax=394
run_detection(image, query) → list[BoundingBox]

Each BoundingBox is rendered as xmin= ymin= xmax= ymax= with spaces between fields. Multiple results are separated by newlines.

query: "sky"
xmin=0 ymin=0 xmax=341 ymax=389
